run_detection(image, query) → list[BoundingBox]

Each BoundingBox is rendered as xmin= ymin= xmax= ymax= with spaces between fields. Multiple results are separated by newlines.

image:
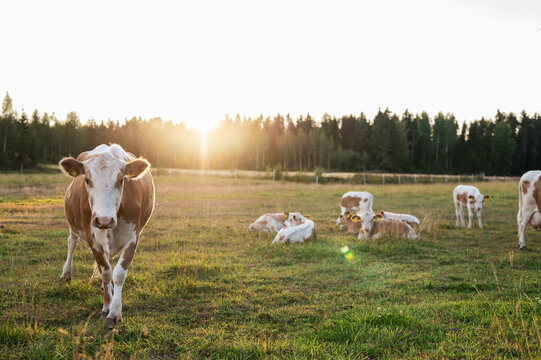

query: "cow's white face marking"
xmin=359 ymin=211 xmax=382 ymax=234
xmin=469 ymin=194 xmax=487 ymax=212
xmin=84 ymin=153 xmax=127 ymax=229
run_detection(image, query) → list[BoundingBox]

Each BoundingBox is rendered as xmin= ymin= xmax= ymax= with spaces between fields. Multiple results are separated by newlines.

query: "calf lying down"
xmin=249 ymin=212 xmax=289 ymax=232
xmin=355 ymin=211 xmax=417 ymax=240
xmin=273 ymin=212 xmax=316 ymax=244
xmin=340 ymin=211 xmax=420 ymax=235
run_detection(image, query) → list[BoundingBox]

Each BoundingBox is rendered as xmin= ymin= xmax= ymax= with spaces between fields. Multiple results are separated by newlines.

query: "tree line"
xmin=1 ymin=92 xmax=538 ymax=175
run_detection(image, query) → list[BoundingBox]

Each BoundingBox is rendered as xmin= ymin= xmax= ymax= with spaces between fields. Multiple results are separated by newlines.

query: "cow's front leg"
xmin=91 ymin=230 xmax=113 ymax=318
xmin=476 ymin=209 xmax=483 ymax=229
xmin=60 ymin=230 xmax=78 ymax=283
xmin=467 ymin=206 xmax=473 ymax=229
xmin=107 ymin=235 xmax=137 ymax=329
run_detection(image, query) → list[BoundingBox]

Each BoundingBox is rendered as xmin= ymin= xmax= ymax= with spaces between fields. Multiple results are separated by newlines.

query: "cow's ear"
xmin=59 ymin=157 xmax=84 ymax=177
xmin=345 ymin=212 xmax=351 ymax=219
xmin=351 ymin=215 xmax=360 ymax=223
xmin=374 ymin=213 xmax=383 ymax=222
xmin=468 ymin=195 xmax=475 ymax=202
xmin=283 ymin=211 xmax=289 ymax=219
xmin=125 ymin=159 xmax=150 ymax=179
xmin=484 ymin=195 xmax=490 ymax=201
xmin=293 ymin=215 xmax=297 ymax=220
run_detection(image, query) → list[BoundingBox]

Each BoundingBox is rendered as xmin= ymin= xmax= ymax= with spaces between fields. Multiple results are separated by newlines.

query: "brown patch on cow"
xmin=268 ymin=213 xmax=287 ymax=224
xmin=533 ymin=177 xmax=541 ymax=211
xmin=118 ymin=171 xmax=155 ymax=233
xmin=456 ymin=192 xmax=467 ymax=204
xmin=121 ymin=242 xmax=137 ymax=269
xmin=522 ymin=180 xmax=530 ymax=195
xmin=279 ymin=235 xmax=285 ymax=241
xmin=340 ymin=196 xmax=361 ymax=209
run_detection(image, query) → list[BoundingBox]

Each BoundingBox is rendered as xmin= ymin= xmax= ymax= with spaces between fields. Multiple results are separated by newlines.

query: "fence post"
xmin=398 ymin=174 xmax=401 ymax=184
xmin=458 ymin=174 xmax=460 ymax=182
xmin=273 ymin=168 xmax=275 ymax=181
xmin=20 ymin=164 xmax=23 ymax=175
xmin=382 ymin=174 xmax=385 ymax=185
xmin=414 ymin=174 xmax=417 ymax=184
xmin=362 ymin=172 xmax=366 ymax=184
xmin=471 ymin=174 xmax=473 ymax=183
xmin=316 ymin=175 xmax=318 ymax=184
xmin=431 ymin=174 xmax=433 ymax=183
xmin=445 ymin=175 xmax=448 ymax=183
xmin=235 ymin=169 xmax=238 ymax=179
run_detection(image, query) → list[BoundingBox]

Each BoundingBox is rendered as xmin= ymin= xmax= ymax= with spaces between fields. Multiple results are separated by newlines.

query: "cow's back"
xmin=520 ymin=171 xmax=541 ymax=210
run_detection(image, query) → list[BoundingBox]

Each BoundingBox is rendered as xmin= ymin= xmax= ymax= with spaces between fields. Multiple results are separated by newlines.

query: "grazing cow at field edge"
xmin=517 ymin=171 xmax=541 ymax=249
xmin=249 ymin=212 xmax=288 ymax=232
xmin=336 ymin=191 xmax=373 ymax=229
xmin=355 ymin=211 xmax=417 ymax=240
xmin=59 ymin=144 xmax=155 ymax=329
xmin=453 ymin=185 xmax=489 ymax=229
xmin=273 ymin=213 xmax=316 ymax=244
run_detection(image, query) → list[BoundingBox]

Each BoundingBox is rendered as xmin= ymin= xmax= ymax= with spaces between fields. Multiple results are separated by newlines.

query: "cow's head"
xmin=358 ymin=211 xmax=383 ymax=234
xmin=468 ymin=194 xmax=489 ymax=212
xmin=60 ymin=152 xmax=150 ymax=229
xmin=284 ymin=212 xmax=305 ymax=227
xmin=337 ymin=211 xmax=352 ymax=225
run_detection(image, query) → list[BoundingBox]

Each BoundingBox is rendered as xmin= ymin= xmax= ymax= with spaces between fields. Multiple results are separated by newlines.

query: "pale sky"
xmin=1 ymin=0 xmax=540 ymax=133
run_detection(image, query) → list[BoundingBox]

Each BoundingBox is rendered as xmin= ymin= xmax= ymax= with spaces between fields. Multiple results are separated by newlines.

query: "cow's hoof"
xmin=519 ymin=246 xmax=532 ymax=252
xmin=60 ymin=273 xmax=71 ymax=284
xmin=101 ymin=310 xmax=109 ymax=318
xmin=106 ymin=316 xmax=122 ymax=329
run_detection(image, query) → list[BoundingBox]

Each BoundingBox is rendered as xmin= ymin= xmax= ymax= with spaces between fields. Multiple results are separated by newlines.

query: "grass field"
xmin=1 ymin=173 xmax=540 ymax=359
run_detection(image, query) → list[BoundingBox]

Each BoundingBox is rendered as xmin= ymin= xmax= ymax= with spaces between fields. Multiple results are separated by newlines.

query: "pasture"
xmin=0 ymin=173 xmax=540 ymax=359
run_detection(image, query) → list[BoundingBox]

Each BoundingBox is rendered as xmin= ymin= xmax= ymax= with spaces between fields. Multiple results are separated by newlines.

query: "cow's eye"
xmin=85 ymin=178 xmax=91 ymax=186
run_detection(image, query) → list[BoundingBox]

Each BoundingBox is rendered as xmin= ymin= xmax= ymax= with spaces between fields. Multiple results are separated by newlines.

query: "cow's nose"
xmin=94 ymin=217 xmax=115 ymax=229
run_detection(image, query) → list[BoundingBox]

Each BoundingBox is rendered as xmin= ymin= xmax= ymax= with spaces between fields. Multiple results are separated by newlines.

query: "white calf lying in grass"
xmin=273 ymin=212 xmax=316 ymax=244
xmin=380 ymin=211 xmax=420 ymax=229
xmin=355 ymin=211 xmax=417 ymax=240
xmin=249 ymin=212 xmax=289 ymax=232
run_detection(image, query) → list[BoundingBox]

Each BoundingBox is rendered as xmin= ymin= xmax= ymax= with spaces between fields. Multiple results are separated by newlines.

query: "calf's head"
xmin=468 ymin=194 xmax=489 ymax=212
xmin=284 ymin=212 xmax=305 ymax=227
xmin=358 ymin=211 xmax=383 ymax=234
xmin=60 ymin=152 xmax=150 ymax=229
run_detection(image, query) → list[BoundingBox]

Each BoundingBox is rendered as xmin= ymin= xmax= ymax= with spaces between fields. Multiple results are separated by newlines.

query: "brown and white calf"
xmin=338 ymin=211 xmax=363 ymax=235
xmin=249 ymin=213 xmax=288 ymax=232
xmin=355 ymin=211 xmax=417 ymax=240
xmin=453 ymin=185 xmax=489 ymax=229
xmin=273 ymin=213 xmax=316 ymax=244
xmin=517 ymin=171 xmax=541 ymax=249
xmin=336 ymin=191 xmax=373 ymax=229
xmin=59 ymin=144 xmax=155 ymax=329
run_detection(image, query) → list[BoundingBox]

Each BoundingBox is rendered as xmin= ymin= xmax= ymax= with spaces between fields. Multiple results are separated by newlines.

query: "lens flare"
xmin=341 ymin=246 xmax=354 ymax=260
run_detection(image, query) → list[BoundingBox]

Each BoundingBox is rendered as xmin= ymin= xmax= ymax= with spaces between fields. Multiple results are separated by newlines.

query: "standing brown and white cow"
xmin=517 ymin=171 xmax=541 ymax=250
xmin=59 ymin=144 xmax=155 ymax=328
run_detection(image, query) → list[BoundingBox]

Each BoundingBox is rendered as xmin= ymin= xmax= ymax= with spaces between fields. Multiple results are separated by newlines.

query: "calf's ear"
xmin=351 ymin=215 xmax=360 ymax=223
xmin=484 ymin=195 xmax=490 ymax=201
xmin=125 ymin=159 xmax=150 ymax=179
xmin=345 ymin=212 xmax=351 ymax=218
xmin=374 ymin=213 xmax=383 ymax=222
xmin=283 ymin=211 xmax=289 ymax=219
xmin=468 ymin=195 xmax=475 ymax=203
xmin=59 ymin=157 xmax=84 ymax=177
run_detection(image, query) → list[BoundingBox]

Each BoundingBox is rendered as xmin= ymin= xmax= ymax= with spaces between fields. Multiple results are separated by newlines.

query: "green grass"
xmin=1 ymin=173 xmax=540 ymax=359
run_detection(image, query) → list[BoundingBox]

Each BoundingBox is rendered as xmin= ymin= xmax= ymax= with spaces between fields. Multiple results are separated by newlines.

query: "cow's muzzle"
xmin=93 ymin=216 xmax=116 ymax=229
